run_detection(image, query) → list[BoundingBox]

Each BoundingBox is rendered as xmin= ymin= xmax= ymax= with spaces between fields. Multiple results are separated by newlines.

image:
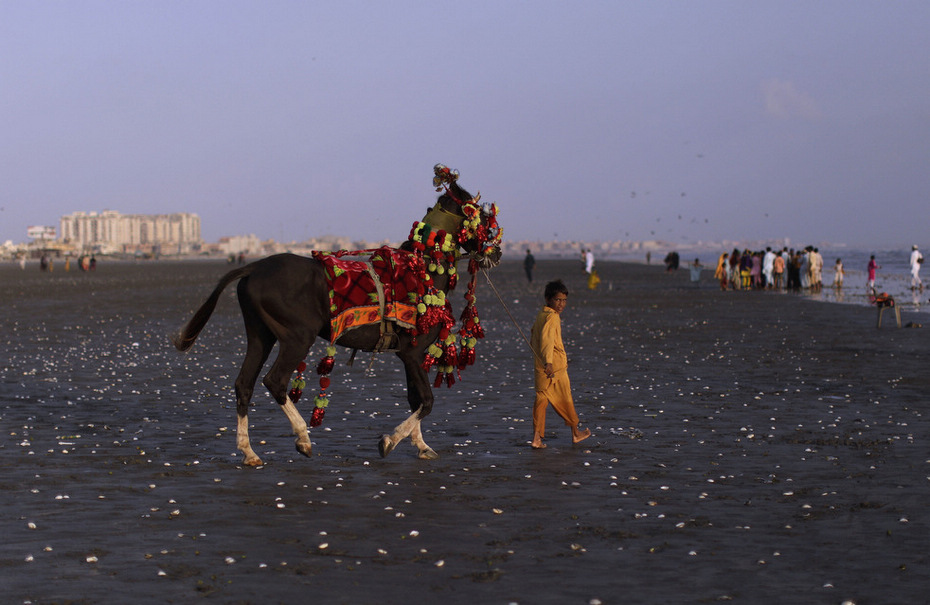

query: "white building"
xmin=216 ymin=234 xmax=263 ymax=256
xmin=59 ymin=211 xmax=202 ymax=255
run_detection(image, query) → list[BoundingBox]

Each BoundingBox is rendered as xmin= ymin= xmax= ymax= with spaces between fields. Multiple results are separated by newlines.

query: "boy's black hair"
xmin=544 ymin=279 xmax=569 ymax=300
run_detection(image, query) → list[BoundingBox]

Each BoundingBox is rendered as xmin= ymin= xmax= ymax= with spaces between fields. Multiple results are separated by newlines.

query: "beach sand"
xmin=1 ymin=258 xmax=927 ymax=604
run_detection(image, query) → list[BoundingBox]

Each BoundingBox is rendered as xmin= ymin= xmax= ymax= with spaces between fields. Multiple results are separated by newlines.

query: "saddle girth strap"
xmin=364 ymin=262 xmax=398 ymax=353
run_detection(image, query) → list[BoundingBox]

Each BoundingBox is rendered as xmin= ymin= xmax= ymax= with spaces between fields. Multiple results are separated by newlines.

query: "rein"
xmin=480 ymin=269 xmax=545 ymax=366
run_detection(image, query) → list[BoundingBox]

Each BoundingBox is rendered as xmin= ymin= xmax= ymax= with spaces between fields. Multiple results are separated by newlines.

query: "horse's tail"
xmin=172 ymin=264 xmax=256 ymax=352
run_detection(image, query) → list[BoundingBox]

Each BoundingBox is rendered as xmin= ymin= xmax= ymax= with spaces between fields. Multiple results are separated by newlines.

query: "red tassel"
xmin=457 ymin=347 xmax=476 ymax=371
xmin=288 ymin=360 xmax=306 ymax=402
xmin=310 ymin=406 xmax=325 ymax=427
xmin=444 ymin=344 xmax=458 ymax=369
xmin=316 ymin=356 xmax=334 ymax=375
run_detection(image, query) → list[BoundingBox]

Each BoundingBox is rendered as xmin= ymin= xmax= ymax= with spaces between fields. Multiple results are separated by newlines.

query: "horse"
xmin=173 ymin=166 xmax=502 ymax=466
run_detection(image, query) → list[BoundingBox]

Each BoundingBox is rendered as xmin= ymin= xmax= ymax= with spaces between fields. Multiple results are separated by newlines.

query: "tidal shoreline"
xmin=1 ymin=258 xmax=926 ymax=603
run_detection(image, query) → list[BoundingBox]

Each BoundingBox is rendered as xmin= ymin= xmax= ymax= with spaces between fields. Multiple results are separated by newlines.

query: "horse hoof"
xmin=295 ymin=441 xmax=312 ymax=458
xmin=379 ymin=435 xmax=395 ymax=458
xmin=243 ymin=456 xmax=264 ymax=467
xmin=418 ymin=448 xmax=439 ymax=460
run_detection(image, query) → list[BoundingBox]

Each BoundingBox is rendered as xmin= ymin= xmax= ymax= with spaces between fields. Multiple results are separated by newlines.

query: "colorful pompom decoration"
xmin=407 ymin=168 xmax=499 ymax=387
xmin=310 ymin=346 xmax=336 ymax=427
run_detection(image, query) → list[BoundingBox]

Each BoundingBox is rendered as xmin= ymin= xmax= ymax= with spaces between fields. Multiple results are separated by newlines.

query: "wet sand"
xmin=1 ymin=258 xmax=927 ymax=604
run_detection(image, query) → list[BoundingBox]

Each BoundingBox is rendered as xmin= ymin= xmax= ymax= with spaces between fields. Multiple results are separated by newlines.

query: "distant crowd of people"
xmin=37 ymin=253 xmax=96 ymax=272
xmin=712 ymin=246 xmax=841 ymax=291
xmin=709 ymin=245 xmax=925 ymax=293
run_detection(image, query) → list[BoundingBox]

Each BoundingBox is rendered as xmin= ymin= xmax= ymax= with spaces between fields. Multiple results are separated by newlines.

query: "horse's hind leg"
xmin=263 ymin=335 xmax=315 ymax=459
xmin=236 ymin=413 xmax=262 ymax=467
xmin=235 ymin=316 xmax=276 ymax=467
xmin=280 ymin=396 xmax=313 ymax=458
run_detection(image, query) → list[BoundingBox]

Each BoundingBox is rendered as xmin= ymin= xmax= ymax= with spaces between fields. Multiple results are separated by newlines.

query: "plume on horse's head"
xmin=433 ymin=164 xmax=475 ymax=208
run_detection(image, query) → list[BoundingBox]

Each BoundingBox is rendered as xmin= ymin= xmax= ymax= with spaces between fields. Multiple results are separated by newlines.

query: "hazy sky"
xmin=2 ymin=1 xmax=928 ymax=248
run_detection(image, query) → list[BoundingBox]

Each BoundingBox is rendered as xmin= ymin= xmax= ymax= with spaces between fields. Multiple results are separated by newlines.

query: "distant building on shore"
xmin=59 ymin=210 xmax=202 ymax=255
xmin=215 ymin=234 xmax=263 ymax=257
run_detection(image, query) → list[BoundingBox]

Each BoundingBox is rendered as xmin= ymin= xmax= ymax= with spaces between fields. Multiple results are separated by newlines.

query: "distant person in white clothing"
xmin=910 ymin=245 xmax=924 ymax=291
xmin=584 ymin=249 xmax=595 ymax=274
xmin=833 ymin=258 xmax=844 ymax=289
xmin=762 ymin=247 xmax=776 ymax=289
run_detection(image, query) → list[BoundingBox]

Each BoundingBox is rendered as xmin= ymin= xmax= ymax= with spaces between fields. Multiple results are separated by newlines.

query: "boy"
xmin=530 ymin=280 xmax=592 ymax=449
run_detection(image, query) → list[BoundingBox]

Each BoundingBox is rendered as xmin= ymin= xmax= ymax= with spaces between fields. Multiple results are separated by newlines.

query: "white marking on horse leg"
xmin=410 ymin=419 xmax=439 ymax=460
xmin=236 ymin=414 xmax=263 ymax=466
xmin=379 ymin=409 xmax=420 ymax=458
xmin=281 ymin=397 xmax=313 ymax=458
xmin=391 ymin=410 xmax=420 ymax=442
xmin=380 ymin=408 xmax=438 ymax=459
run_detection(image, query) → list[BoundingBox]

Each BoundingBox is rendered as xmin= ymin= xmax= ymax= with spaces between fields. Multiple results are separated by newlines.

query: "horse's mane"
xmin=441 ymin=181 xmax=475 ymax=206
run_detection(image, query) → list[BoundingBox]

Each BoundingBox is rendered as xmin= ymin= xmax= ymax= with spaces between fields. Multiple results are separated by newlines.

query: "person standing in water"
xmin=867 ymin=255 xmax=880 ymax=292
xmin=909 ymin=245 xmax=923 ymax=291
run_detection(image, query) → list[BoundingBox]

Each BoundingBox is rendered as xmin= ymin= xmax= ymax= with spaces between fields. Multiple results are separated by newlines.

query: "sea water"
xmin=798 ymin=247 xmax=927 ymax=314
xmin=622 ymin=246 xmax=929 ymax=314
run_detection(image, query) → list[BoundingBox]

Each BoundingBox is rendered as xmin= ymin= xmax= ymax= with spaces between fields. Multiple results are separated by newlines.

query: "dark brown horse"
xmin=173 ymin=168 xmax=501 ymax=466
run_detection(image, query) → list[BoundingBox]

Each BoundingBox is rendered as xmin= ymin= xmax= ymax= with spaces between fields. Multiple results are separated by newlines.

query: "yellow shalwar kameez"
xmin=531 ymin=306 xmax=580 ymax=437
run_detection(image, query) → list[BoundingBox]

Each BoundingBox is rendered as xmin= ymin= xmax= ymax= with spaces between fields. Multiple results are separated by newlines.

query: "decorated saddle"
xmin=313 ymin=246 xmax=432 ymax=346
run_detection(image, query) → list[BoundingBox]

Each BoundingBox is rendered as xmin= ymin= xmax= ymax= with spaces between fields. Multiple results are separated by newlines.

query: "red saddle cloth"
xmin=313 ymin=246 xmax=425 ymax=343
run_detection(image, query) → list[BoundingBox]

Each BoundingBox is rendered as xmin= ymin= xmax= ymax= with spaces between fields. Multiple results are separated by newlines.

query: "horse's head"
xmin=428 ymin=164 xmax=503 ymax=269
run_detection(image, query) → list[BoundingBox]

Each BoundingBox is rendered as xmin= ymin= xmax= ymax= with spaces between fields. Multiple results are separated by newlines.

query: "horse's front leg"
xmin=379 ymin=408 xmax=438 ymax=459
xmin=379 ymin=353 xmax=438 ymax=459
xmin=408 ymin=416 xmax=438 ymax=460
xmin=379 ymin=408 xmax=423 ymax=458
